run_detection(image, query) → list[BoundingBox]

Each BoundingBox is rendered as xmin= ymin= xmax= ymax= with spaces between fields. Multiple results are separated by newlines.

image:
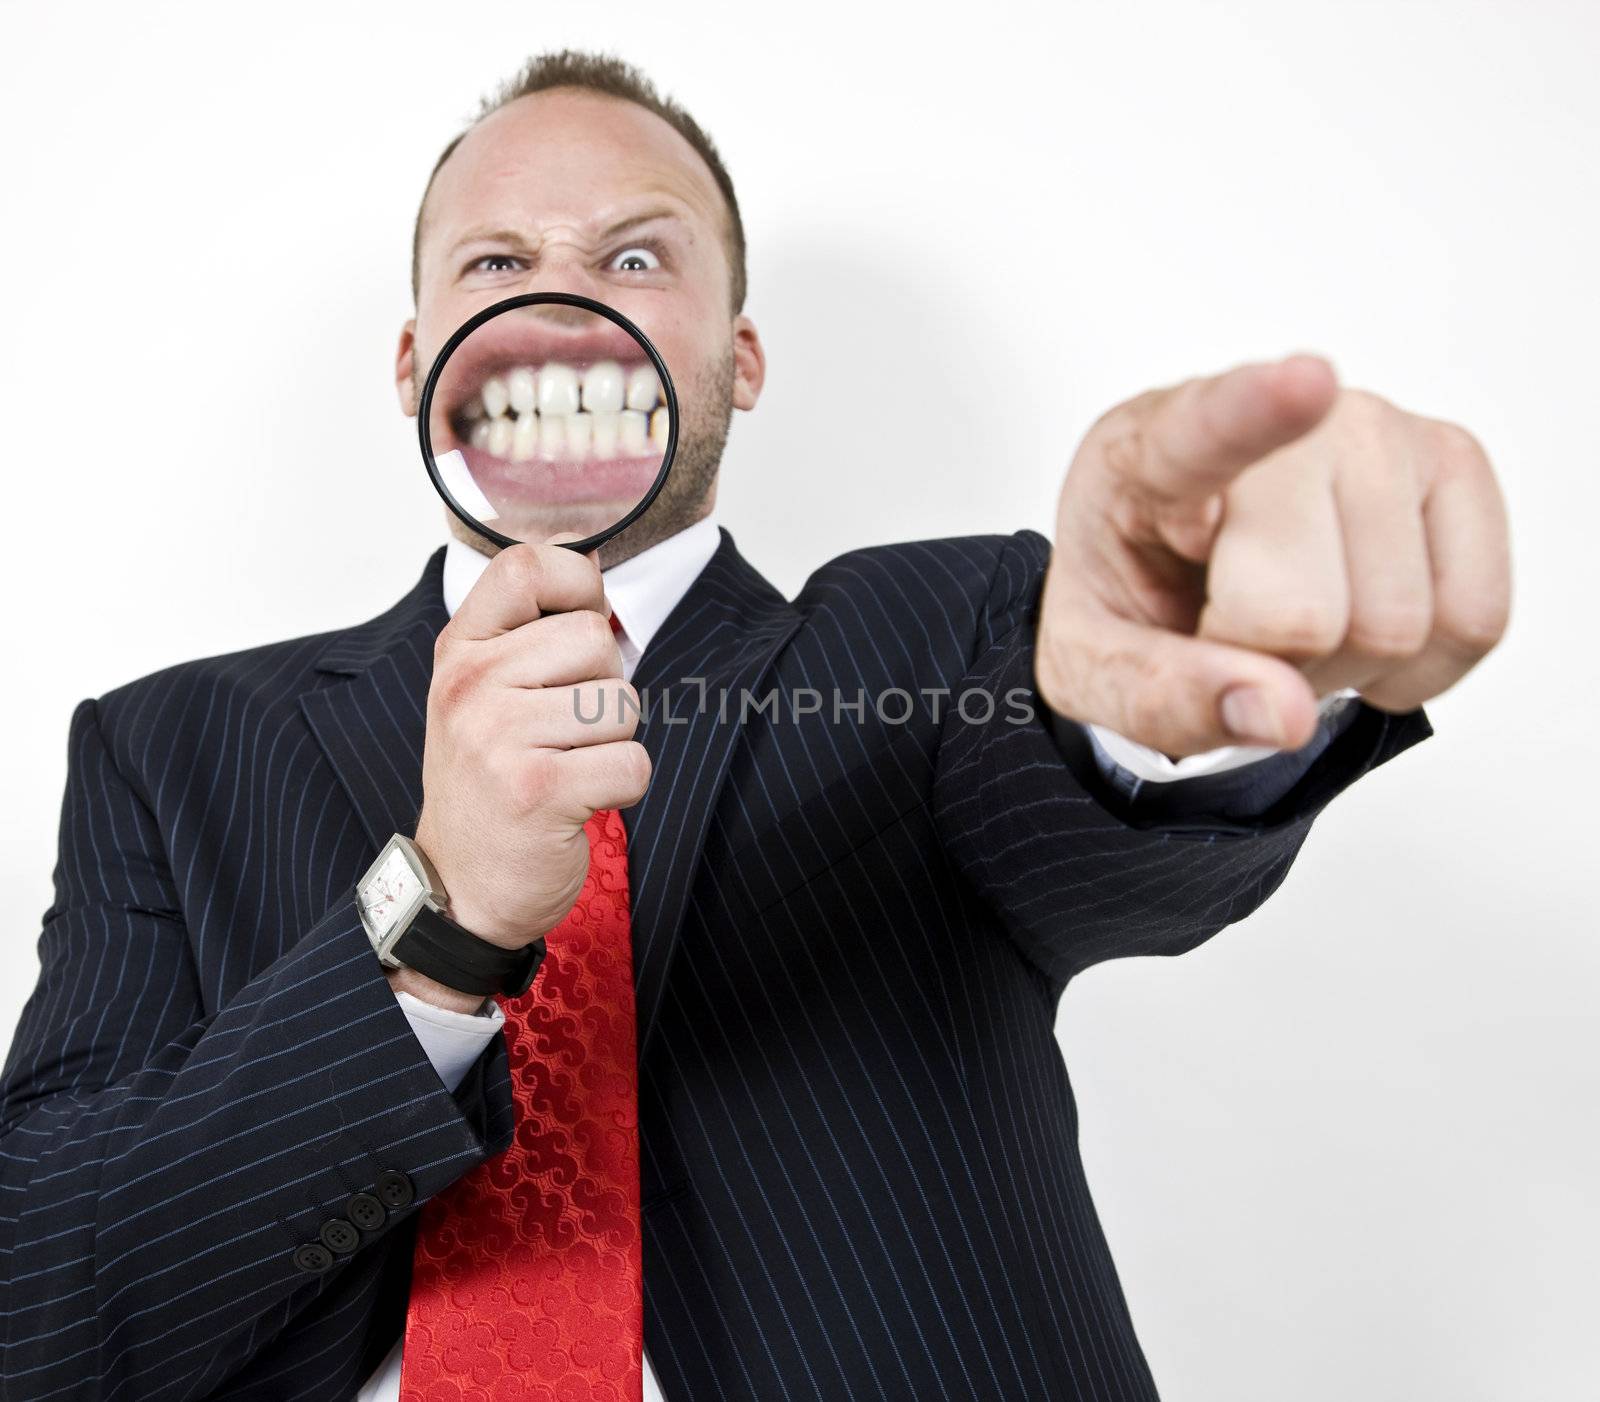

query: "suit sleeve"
xmin=0 ymin=698 xmax=515 ymax=1400
xmin=931 ymin=530 xmax=1433 ymax=987
xmin=1058 ymin=692 xmax=1363 ymax=826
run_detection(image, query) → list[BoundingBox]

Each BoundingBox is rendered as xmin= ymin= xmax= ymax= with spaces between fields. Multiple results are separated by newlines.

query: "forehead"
xmin=421 ymin=89 xmax=726 ymax=250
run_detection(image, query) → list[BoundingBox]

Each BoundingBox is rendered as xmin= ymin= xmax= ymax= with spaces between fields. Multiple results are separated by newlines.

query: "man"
xmin=0 ymin=48 xmax=1508 ymax=1402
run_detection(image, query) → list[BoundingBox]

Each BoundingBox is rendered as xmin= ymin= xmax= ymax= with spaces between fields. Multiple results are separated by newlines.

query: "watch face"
xmin=360 ymin=846 xmax=422 ymax=940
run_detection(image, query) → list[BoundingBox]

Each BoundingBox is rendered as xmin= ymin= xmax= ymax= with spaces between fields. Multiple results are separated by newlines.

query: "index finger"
xmin=448 ymin=540 xmax=606 ymax=640
xmin=1135 ymin=353 xmax=1339 ymax=501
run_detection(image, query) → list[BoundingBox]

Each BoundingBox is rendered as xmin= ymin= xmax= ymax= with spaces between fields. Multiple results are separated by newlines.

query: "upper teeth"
xmin=537 ymin=364 xmax=580 ymax=417
xmin=481 ymin=377 xmax=509 ymax=419
xmin=472 ymin=361 xmax=659 ymax=417
xmin=626 ymin=365 xmax=659 ymax=412
xmin=506 ymin=367 xmax=537 ymax=415
xmin=582 ymin=361 xmax=624 ymax=413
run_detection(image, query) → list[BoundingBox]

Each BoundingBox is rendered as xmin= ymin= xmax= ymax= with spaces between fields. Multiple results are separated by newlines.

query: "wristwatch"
xmin=355 ymin=834 xmax=543 ymax=998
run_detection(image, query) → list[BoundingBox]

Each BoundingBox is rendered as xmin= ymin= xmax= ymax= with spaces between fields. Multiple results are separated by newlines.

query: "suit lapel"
xmin=296 ymin=533 xmax=800 ymax=1058
xmin=299 ymin=548 xmax=447 ymax=855
xmin=624 ymin=530 xmax=800 ymax=1056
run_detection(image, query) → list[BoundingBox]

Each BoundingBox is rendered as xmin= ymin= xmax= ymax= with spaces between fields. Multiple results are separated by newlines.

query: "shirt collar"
xmin=440 ymin=514 xmax=721 ymax=680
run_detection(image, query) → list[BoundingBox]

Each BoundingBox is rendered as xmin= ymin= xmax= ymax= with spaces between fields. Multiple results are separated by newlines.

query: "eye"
xmin=468 ymin=253 xmax=523 ymax=274
xmin=608 ymin=245 xmax=661 ymax=273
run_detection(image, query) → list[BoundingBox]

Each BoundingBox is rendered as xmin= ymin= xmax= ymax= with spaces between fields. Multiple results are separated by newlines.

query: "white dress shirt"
xmin=361 ymin=515 xmax=1348 ymax=1401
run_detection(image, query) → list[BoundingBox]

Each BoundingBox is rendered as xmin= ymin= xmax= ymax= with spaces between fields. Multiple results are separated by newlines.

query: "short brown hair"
xmin=411 ymin=50 xmax=747 ymax=313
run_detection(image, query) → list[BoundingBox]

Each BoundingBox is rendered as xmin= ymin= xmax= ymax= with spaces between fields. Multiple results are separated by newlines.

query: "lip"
xmin=430 ymin=308 xmax=658 ymax=432
xmin=455 ymin=445 xmax=663 ymax=512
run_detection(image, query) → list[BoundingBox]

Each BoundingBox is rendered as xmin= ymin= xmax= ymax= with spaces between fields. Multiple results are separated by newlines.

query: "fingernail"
xmin=1219 ymin=686 xmax=1284 ymax=746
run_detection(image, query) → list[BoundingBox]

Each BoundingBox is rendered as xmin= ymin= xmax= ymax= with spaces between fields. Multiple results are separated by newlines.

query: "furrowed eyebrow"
xmin=448 ymin=207 xmax=688 ymax=260
xmin=447 ymin=228 xmax=535 ymax=257
xmin=594 ymin=207 xmax=687 ymax=242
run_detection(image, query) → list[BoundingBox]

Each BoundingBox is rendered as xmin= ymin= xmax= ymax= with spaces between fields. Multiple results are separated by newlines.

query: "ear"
xmin=394 ymin=318 xmax=418 ymax=417
xmin=731 ymin=313 xmax=766 ymax=412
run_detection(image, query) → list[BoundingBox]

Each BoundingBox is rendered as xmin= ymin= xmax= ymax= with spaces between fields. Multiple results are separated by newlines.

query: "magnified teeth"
xmin=581 ymin=360 xmax=625 ymax=413
xmin=567 ymin=411 xmax=593 ymax=460
xmin=510 ymin=413 xmax=538 ymax=462
xmin=619 ymin=409 xmax=648 ymax=455
xmin=538 ymin=413 xmax=566 ymax=460
xmin=626 ymin=366 xmax=660 ymax=412
xmin=507 ymin=367 xmax=537 ymax=415
xmin=461 ymin=356 xmax=667 ymax=461
xmin=591 ymin=410 xmax=620 ymax=459
xmin=481 ymin=376 xmax=510 ymax=419
xmin=538 ymin=363 xmax=580 ymax=416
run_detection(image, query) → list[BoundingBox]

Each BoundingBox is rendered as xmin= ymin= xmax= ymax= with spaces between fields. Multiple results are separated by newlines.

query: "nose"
xmin=518 ymin=242 xmax=603 ymax=305
xmin=528 ymin=299 xmax=602 ymax=329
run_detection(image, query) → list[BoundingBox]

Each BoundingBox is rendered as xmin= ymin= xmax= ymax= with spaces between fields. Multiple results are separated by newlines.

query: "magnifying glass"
xmin=418 ymin=292 xmax=678 ymax=553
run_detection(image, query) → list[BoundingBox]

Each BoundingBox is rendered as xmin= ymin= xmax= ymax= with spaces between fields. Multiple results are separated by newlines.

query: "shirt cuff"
xmin=1086 ymin=688 xmax=1360 ymax=784
xmin=392 ymin=986 xmax=505 ymax=1094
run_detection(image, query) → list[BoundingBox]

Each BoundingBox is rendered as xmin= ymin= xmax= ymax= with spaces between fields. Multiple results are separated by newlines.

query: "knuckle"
xmin=581 ymin=608 xmax=614 ymax=655
xmin=1233 ymin=598 xmax=1346 ymax=659
xmin=1088 ymin=408 xmax=1150 ymax=484
xmin=1432 ymin=418 xmax=1489 ymax=472
xmin=1346 ymin=603 xmax=1432 ymax=661
xmin=1106 ymin=428 xmax=1149 ymax=487
xmin=497 ymin=543 xmax=545 ymax=595
xmin=615 ymin=682 xmax=642 ymax=728
xmin=619 ymin=740 xmax=653 ymax=796
xmin=1435 ymin=592 xmax=1510 ymax=660
xmin=1338 ymin=386 xmax=1393 ymax=424
xmin=432 ymin=654 xmax=485 ymax=713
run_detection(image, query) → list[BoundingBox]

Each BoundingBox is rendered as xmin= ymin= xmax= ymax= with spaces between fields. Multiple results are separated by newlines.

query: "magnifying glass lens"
xmin=421 ymin=297 xmax=675 ymax=549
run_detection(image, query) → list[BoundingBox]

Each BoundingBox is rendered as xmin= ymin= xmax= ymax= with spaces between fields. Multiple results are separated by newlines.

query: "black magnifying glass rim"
xmin=417 ymin=291 xmax=679 ymax=555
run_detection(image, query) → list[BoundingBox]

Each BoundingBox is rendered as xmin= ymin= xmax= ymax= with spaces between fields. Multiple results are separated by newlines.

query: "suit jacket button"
xmin=346 ymin=1192 xmax=387 ymax=1232
xmin=375 ymin=1169 xmax=415 ymax=1211
xmin=293 ymin=1242 xmax=334 ymax=1273
xmin=320 ymin=1218 xmax=360 ymax=1254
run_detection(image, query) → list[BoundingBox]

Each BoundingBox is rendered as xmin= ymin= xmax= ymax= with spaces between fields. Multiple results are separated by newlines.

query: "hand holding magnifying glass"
xmin=404 ymin=293 xmax=675 ymax=967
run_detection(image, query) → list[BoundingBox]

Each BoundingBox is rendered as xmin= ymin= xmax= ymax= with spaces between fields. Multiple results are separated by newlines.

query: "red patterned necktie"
xmin=399 ymin=806 xmax=643 ymax=1401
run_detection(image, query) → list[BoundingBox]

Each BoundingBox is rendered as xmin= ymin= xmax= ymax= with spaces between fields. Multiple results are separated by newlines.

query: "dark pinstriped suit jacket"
xmin=0 ymin=528 xmax=1430 ymax=1401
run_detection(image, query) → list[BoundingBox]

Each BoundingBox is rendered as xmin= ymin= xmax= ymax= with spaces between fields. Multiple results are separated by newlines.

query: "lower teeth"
xmin=465 ymin=407 xmax=663 ymax=462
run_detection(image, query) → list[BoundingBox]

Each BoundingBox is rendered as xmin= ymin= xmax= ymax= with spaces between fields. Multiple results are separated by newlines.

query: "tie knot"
xmin=608 ymin=611 xmax=625 ymax=638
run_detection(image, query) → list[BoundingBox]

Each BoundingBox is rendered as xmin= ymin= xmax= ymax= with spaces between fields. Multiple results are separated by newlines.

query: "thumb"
xmin=1037 ymin=612 xmax=1322 ymax=757
xmin=545 ymin=530 xmax=612 ymax=621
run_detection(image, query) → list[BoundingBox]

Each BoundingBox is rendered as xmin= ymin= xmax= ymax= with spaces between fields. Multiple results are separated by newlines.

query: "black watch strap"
xmin=392 ymin=905 xmax=544 ymax=998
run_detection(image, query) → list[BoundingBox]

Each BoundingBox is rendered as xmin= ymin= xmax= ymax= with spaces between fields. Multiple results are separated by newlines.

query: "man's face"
xmin=396 ymin=88 xmax=764 ymax=566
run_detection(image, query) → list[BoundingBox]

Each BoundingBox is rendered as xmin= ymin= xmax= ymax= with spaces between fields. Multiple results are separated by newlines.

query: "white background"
xmin=1 ymin=2 xmax=1594 ymax=1397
